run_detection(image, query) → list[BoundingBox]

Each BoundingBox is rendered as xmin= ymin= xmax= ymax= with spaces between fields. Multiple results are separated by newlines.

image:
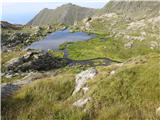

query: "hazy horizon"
xmin=1 ymin=2 xmax=107 ymax=25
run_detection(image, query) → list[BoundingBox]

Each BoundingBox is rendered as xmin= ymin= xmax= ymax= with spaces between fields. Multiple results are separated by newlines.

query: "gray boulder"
xmin=73 ymin=97 xmax=91 ymax=107
xmin=124 ymin=41 xmax=133 ymax=48
xmin=72 ymin=68 xmax=97 ymax=95
xmin=150 ymin=41 xmax=159 ymax=49
xmin=156 ymin=107 xmax=160 ymax=117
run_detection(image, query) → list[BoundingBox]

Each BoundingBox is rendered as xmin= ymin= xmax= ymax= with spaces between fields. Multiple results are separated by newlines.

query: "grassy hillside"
xmin=61 ymin=36 xmax=159 ymax=62
xmin=2 ymin=53 xmax=160 ymax=120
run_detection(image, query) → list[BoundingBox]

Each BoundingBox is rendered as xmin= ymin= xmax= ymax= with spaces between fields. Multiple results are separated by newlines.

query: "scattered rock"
xmin=1 ymin=46 xmax=10 ymax=52
xmin=156 ymin=107 xmax=160 ymax=117
xmin=80 ymin=26 xmax=85 ymax=31
xmin=83 ymin=17 xmax=92 ymax=23
xmin=102 ymin=13 xmax=118 ymax=18
xmin=6 ymin=57 xmax=26 ymax=69
xmin=2 ymin=31 xmax=30 ymax=48
xmin=148 ymin=16 xmax=160 ymax=24
xmin=141 ymin=32 xmax=146 ymax=36
xmin=47 ymin=25 xmax=52 ymax=30
xmin=150 ymin=41 xmax=159 ymax=49
xmin=116 ymin=63 xmax=124 ymax=67
xmin=73 ymin=97 xmax=91 ymax=107
xmin=74 ymin=21 xmax=78 ymax=26
xmin=1 ymin=73 xmax=5 ymax=77
xmin=85 ymin=22 xmax=91 ymax=29
xmin=110 ymin=70 xmax=115 ymax=75
xmin=72 ymin=68 xmax=97 ymax=95
xmin=5 ymin=74 xmax=13 ymax=78
xmin=124 ymin=41 xmax=133 ymax=48
xmin=127 ymin=20 xmax=145 ymax=30
xmin=82 ymin=87 xmax=89 ymax=94
xmin=125 ymin=35 xmax=145 ymax=41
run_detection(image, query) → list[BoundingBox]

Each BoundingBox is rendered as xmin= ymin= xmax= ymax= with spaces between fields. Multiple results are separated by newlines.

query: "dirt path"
xmin=1 ymin=72 xmax=45 ymax=99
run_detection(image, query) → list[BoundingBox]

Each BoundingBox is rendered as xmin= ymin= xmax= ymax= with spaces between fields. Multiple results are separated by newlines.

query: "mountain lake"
xmin=27 ymin=29 xmax=96 ymax=51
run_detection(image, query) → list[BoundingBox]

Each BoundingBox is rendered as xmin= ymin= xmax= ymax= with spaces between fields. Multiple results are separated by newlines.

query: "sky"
xmin=0 ymin=0 xmax=109 ymax=24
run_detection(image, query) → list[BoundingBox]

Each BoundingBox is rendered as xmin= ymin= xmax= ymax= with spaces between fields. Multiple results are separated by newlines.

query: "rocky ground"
xmin=1 ymin=21 xmax=65 ymax=52
xmin=71 ymin=12 xmax=160 ymax=50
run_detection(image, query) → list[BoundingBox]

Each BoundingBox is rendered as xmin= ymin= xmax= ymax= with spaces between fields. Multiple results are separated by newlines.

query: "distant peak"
xmin=66 ymin=3 xmax=73 ymax=5
xmin=41 ymin=8 xmax=49 ymax=11
xmin=43 ymin=8 xmax=49 ymax=10
xmin=63 ymin=3 xmax=77 ymax=7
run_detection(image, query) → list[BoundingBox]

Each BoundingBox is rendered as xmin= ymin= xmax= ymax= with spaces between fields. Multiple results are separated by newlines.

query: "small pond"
xmin=27 ymin=29 xmax=95 ymax=50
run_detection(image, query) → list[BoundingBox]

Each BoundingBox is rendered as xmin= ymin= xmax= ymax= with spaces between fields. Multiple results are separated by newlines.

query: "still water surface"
xmin=27 ymin=29 xmax=95 ymax=50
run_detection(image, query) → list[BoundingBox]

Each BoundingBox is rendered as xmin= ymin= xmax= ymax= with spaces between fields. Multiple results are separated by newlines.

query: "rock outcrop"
xmin=72 ymin=68 xmax=97 ymax=108
xmin=73 ymin=97 xmax=91 ymax=107
xmin=72 ymin=68 xmax=97 ymax=95
xmin=6 ymin=50 xmax=67 ymax=73
xmin=1 ymin=22 xmax=63 ymax=51
xmin=156 ymin=107 xmax=160 ymax=117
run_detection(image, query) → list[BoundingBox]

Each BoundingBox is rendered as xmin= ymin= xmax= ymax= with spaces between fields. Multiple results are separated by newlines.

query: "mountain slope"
xmin=28 ymin=3 xmax=96 ymax=25
xmin=99 ymin=0 xmax=160 ymax=19
xmin=71 ymin=1 xmax=160 ymax=61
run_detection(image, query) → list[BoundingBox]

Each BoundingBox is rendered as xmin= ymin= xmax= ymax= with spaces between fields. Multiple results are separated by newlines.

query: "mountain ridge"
xmin=100 ymin=0 xmax=160 ymax=19
xmin=28 ymin=3 xmax=96 ymax=26
xmin=28 ymin=1 xmax=160 ymax=26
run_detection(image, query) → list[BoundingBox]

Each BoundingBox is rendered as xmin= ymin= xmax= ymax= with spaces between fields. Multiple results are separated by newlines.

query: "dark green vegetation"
xmin=28 ymin=3 xmax=95 ymax=25
xmin=63 ymin=36 xmax=159 ymax=61
xmin=1 ymin=0 xmax=160 ymax=120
